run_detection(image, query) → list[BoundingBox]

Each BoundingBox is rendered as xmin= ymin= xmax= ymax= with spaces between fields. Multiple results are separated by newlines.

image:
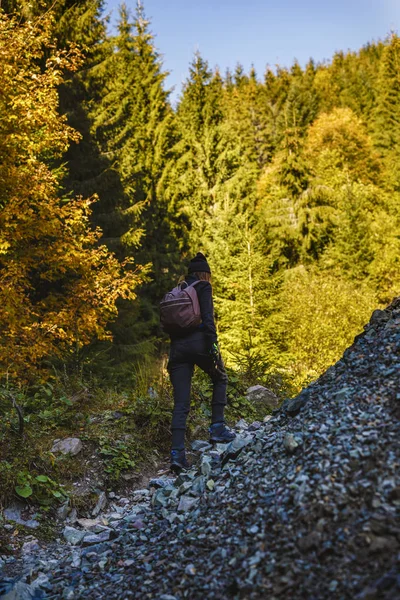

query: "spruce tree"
xmin=88 ymin=3 xmax=182 ymax=357
xmin=373 ymin=34 xmax=400 ymax=189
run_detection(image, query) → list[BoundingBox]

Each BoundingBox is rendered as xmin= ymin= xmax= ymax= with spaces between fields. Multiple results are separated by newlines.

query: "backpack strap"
xmin=180 ymin=280 xmax=203 ymax=290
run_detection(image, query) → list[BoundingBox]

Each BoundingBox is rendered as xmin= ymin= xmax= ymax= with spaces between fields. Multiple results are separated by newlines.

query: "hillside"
xmin=1 ymin=298 xmax=399 ymax=599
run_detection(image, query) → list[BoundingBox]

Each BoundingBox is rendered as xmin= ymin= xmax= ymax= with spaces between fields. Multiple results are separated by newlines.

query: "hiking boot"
xmin=170 ymin=449 xmax=190 ymax=474
xmin=209 ymin=422 xmax=236 ymax=444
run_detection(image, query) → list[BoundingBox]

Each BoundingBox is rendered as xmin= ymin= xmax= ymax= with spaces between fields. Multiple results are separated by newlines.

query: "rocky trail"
xmin=1 ymin=299 xmax=400 ymax=599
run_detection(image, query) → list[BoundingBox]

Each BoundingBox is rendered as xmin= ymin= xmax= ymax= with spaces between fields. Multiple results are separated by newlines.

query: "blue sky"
xmin=104 ymin=0 xmax=400 ymax=103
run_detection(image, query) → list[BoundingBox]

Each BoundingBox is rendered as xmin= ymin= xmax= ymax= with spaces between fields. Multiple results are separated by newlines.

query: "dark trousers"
xmin=168 ymin=331 xmax=228 ymax=449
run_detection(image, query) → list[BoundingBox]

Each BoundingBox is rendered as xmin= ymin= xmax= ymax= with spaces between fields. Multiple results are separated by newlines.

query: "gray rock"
xmin=190 ymin=475 xmax=206 ymax=495
xmin=191 ymin=440 xmax=212 ymax=452
xmin=81 ymin=542 xmax=110 ymax=556
xmin=66 ymin=508 xmax=77 ymax=524
xmin=149 ymin=477 xmax=174 ymax=489
xmin=284 ymin=433 xmax=299 ymax=453
xmin=0 ymin=581 xmax=41 ymax=600
xmin=369 ymin=309 xmax=390 ymax=325
xmin=21 ymin=540 xmax=40 ymax=555
xmin=124 ymin=506 xmax=147 ymax=521
xmin=71 ymin=552 xmax=81 ymax=568
xmin=30 ymin=574 xmax=50 ymax=592
xmin=248 ymin=421 xmax=262 ymax=431
xmin=285 ymin=391 xmax=310 ymax=416
xmin=200 ymin=455 xmax=212 ymax=477
xmin=132 ymin=489 xmax=150 ymax=497
xmin=161 ymin=485 xmax=175 ymax=497
xmin=76 ymin=518 xmax=104 ymax=531
xmin=4 ymin=504 xmax=40 ymax=529
xmin=245 ymin=385 xmax=279 ymax=408
xmin=82 ymin=531 xmax=112 ymax=546
xmin=185 ymin=563 xmax=196 ymax=575
xmin=51 ymin=437 xmax=83 ymax=456
xmin=334 ymin=387 xmax=352 ymax=401
xmin=63 ymin=526 xmax=85 ymax=546
xmin=152 ymin=489 xmax=168 ymax=508
xmin=177 ymin=495 xmax=199 ymax=513
xmin=56 ymin=502 xmax=70 ymax=521
xmin=235 ymin=418 xmax=249 ymax=429
xmin=107 ymin=512 xmax=124 ymax=521
xmin=178 ymin=481 xmax=193 ymax=495
xmin=92 ymin=492 xmax=107 ymax=517
xmin=222 ymin=436 xmax=253 ymax=465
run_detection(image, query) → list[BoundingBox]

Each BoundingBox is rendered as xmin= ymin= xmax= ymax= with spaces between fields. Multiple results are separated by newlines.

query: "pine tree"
xmin=87 ymin=3 xmax=183 ymax=358
xmin=167 ymin=53 xmax=227 ymax=248
xmin=373 ymin=34 xmax=400 ymax=188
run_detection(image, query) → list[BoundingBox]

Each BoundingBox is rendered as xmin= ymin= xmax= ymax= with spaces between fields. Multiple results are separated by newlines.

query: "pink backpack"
xmin=160 ymin=280 xmax=202 ymax=333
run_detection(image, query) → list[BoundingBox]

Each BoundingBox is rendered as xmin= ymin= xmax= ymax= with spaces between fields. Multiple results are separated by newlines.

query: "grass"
xmin=0 ymin=357 xmax=279 ymax=513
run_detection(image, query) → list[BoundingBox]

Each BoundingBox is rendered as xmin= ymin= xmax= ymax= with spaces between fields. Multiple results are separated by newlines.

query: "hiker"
xmin=163 ymin=252 xmax=236 ymax=473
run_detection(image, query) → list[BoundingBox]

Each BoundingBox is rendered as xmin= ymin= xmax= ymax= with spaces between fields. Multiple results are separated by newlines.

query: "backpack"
xmin=160 ymin=280 xmax=202 ymax=333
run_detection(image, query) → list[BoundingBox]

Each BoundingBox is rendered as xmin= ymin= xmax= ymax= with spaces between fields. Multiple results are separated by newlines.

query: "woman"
xmin=168 ymin=252 xmax=236 ymax=473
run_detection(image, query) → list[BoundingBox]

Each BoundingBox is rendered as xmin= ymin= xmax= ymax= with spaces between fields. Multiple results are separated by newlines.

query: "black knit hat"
xmin=188 ymin=252 xmax=211 ymax=274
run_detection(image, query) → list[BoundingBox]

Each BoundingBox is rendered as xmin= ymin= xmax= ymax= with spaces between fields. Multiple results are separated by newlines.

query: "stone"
xmin=245 ymin=385 xmax=279 ymax=408
xmin=51 ymin=437 xmax=83 ymax=456
xmin=76 ymin=518 xmax=103 ymax=531
xmin=190 ymin=476 xmax=206 ymax=495
xmin=152 ymin=489 xmax=168 ymax=508
xmin=248 ymin=421 xmax=262 ymax=431
xmin=369 ymin=309 xmax=390 ymax=325
xmin=221 ymin=436 xmax=253 ymax=465
xmin=185 ymin=563 xmax=196 ymax=575
xmin=63 ymin=526 xmax=86 ymax=546
xmin=235 ymin=418 xmax=249 ymax=429
xmin=177 ymin=495 xmax=199 ymax=513
xmin=178 ymin=481 xmax=193 ymax=495
xmin=0 ymin=581 xmax=43 ymax=600
xmin=21 ymin=540 xmax=40 ymax=555
xmin=82 ymin=531 xmax=113 ymax=546
xmin=191 ymin=440 xmax=212 ymax=452
xmin=334 ymin=387 xmax=352 ymax=401
xmin=108 ymin=513 xmax=124 ymax=521
xmin=4 ymin=504 xmax=40 ymax=529
xmin=284 ymin=433 xmax=299 ymax=453
xmin=66 ymin=508 xmax=77 ymax=524
xmin=56 ymin=502 xmax=70 ymax=521
xmin=200 ymin=455 xmax=212 ymax=477
xmin=132 ymin=489 xmax=150 ymax=497
xmin=149 ymin=478 xmax=173 ymax=489
xmin=92 ymin=492 xmax=107 ymax=517
xmin=285 ymin=391 xmax=310 ymax=416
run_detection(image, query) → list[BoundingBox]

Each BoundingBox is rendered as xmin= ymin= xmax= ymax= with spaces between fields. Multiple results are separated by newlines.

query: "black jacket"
xmin=170 ymin=274 xmax=217 ymax=346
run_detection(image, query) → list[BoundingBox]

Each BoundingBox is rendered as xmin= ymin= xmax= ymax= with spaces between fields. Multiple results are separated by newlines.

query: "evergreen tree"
xmin=88 ymin=3 xmax=182 ymax=356
xmin=167 ymin=53 xmax=228 ymax=248
xmin=373 ymin=34 xmax=400 ymax=189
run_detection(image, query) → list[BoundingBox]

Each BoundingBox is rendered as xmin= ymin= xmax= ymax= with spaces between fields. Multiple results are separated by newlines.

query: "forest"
xmin=0 ymin=0 xmax=399 ymax=503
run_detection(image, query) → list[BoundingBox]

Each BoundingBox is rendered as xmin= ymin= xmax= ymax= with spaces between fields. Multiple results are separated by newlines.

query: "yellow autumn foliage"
xmin=0 ymin=13 xmax=146 ymax=379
